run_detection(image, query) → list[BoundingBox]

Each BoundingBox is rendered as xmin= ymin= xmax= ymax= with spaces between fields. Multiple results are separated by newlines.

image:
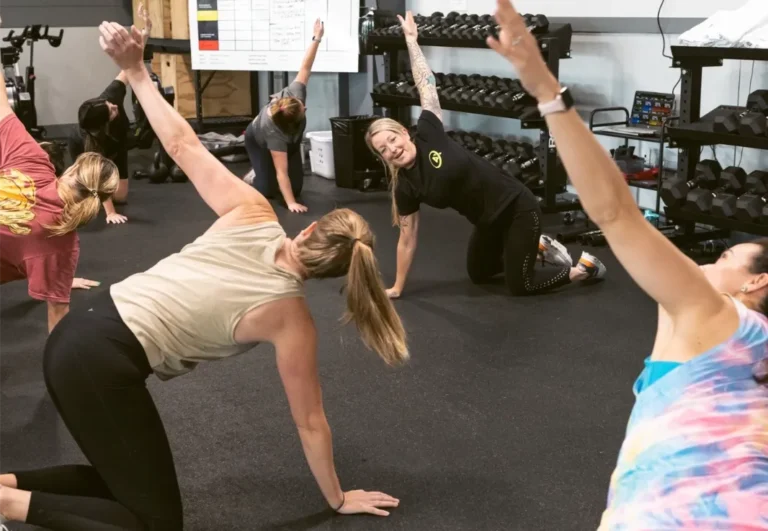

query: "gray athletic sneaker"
xmin=577 ymin=251 xmax=607 ymax=280
xmin=538 ymin=234 xmax=573 ymax=268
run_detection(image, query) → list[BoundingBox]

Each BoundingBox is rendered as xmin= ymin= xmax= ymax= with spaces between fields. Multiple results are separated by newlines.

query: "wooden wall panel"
xmin=160 ymin=54 xmax=251 ymax=119
xmin=170 ymin=0 xmax=190 ymax=39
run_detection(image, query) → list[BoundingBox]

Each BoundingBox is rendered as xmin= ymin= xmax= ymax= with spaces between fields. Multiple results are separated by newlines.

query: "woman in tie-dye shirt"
xmin=488 ymin=1 xmax=768 ymax=529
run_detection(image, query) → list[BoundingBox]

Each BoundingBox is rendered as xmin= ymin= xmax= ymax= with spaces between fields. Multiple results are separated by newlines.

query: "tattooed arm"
xmin=399 ymin=11 xmax=443 ymax=121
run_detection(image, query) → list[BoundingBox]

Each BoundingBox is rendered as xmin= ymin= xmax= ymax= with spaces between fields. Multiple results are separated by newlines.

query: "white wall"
xmin=409 ymin=0 xmax=768 ymax=175
xmin=5 ymin=27 xmax=127 ymax=127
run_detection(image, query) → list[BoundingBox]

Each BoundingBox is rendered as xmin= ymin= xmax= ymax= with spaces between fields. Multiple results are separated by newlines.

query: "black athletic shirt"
xmin=395 ymin=110 xmax=537 ymax=225
xmin=68 ymin=80 xmax=130 ymax=179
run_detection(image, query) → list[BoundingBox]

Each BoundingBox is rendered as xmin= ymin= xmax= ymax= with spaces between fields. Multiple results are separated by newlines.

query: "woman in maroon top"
xmin=0 ymin=22 xmax=119 ymax=332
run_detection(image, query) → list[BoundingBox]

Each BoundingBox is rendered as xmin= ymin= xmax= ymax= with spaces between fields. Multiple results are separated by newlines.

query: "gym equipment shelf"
xmin=670 ymin=45 xmax=768 ymax=63
xmin=589 ymin=106 xmax=670 ymax=216
xmin=366 ymin=23 xmax=572 ymax=58
xmin=370 ymin=93 xmax=544 ymax=128
xmin=367 ymin=17 xmax=577 ymax=213
xmin=662 ymin=44 xmax=768 ymax=242
xmin=665 ymin=208 xmax=768 ymax=237
xmin=667 ymin=107 xmax=768 ymax=150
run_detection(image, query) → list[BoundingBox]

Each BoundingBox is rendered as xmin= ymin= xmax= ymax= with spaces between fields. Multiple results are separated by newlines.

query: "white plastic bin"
xmin=306 ymin=131 xmax=335 ymax=179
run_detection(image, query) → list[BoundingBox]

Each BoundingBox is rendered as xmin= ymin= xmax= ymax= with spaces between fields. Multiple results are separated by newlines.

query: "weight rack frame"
xmin=666 ymin=45 xmax=768 ymax=238
xmin=364 ymin=23 xmax=581 ymax=213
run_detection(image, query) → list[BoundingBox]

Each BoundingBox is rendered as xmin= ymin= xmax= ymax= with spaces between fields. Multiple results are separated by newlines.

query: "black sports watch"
xmin=537 ymin=86 xmax=574 ymax=116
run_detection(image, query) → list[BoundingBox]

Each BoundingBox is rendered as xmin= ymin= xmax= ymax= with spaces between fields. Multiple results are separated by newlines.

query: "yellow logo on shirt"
xmin=0 ymin=169 xmax=37 ymax=235
xmin=429 ymin=150 xmax=442 ymax=169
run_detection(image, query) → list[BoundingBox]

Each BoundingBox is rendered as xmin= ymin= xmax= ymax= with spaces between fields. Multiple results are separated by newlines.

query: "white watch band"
xmin=537 ymin=95 xmax=566 ymax=117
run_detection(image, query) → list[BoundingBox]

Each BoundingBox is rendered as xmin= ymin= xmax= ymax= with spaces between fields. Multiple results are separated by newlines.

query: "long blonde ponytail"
xmin=46 ymin=152 xmax=119 ymax=236
xmin=365 ymin=118 xmax=407 ymax=226
xmin=297 ymin=208 xmax=409 ymax=366
xmin=344 ymin=240 xmax=408 ymax=366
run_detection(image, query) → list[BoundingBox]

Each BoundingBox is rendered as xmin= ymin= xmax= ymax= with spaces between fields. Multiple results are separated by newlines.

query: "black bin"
xmin=330 ymin=115 xmax=381 ymax=189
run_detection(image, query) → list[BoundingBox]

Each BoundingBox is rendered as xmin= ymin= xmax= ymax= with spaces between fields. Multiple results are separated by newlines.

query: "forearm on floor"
xmin=394 ymin=239 xmax=417 ymax=290
xmin=276 ymin=171 xmax=297 ymax=204
xmin=102 ymin=197 xmax=117 ymax=215
xmin=297 ymin=423 xmax=344 ymax=509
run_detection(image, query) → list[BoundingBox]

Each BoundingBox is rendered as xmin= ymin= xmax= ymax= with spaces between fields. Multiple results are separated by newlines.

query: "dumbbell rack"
xmin=666 ymin=45 xmax=768 ymax=237
xmin=366 ymin=21 xmax=580 ymax=213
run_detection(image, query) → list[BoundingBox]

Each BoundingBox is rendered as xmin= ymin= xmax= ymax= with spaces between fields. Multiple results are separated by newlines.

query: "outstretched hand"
xmin=99 ymin=21 xmax=145 ymax=72
xmin=313 ymin=18 xmax=324 ymax=40
xmin=336 ymin=489 xmax=400 ymax=516
xmin=397 ymin=11 xmax=418 ymax=42
xmin=72 ymin=278 xmax=100 ymax=290
xmin=486 ymin=0 xmax=560 ymax=102
xmin=138 ymin=2 xmax=153 ymax=44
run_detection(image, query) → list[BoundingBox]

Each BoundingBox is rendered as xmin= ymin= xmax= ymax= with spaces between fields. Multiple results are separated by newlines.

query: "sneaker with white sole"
xmin=539 ymin=235 xmax=573 ymax=268
xmin=577 ymin=251 xmax=607 ymax=280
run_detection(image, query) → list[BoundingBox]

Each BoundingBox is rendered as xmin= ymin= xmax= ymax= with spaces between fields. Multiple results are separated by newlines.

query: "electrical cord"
xmin=657 ymin=0 xmax=672 ymax=60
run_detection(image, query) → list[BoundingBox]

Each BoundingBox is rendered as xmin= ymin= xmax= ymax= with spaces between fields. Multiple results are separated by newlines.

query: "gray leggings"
xmin=244 ymin=122 xmax=304 ymax=200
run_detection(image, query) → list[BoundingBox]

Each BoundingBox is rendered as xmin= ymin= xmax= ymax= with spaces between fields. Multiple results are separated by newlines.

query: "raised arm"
xmin=487 ymin=0 xmax=726 ymax=323
xmin=400 ymin=11 xmax=442 ymax=121
xmin=293 ymin=19 xmax=324 ymax=85
xmin=98 ymin=22 xmax=273 ymax=218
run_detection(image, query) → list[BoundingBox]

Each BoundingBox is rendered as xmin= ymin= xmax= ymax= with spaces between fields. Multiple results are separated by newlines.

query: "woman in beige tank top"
xmin=0 ymin=20 xmax=405 ymax=530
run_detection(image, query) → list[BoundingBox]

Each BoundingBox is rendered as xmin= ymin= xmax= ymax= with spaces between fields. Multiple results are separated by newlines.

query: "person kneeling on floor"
xmin=365 ymin=11 xmax=606 ymax=299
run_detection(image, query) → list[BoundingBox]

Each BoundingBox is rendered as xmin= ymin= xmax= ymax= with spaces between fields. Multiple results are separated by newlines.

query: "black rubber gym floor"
xmin=1 ymin=150 xmax=658 ymax=530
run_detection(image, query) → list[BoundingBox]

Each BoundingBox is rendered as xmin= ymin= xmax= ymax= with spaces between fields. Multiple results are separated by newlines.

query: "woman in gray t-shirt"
xmin=244 ymin=19 xmax=324 ymax=213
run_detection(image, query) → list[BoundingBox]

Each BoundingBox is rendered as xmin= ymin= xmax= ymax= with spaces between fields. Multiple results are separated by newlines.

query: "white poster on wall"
xmin=188 ymin=0 xmax=360 ymax=72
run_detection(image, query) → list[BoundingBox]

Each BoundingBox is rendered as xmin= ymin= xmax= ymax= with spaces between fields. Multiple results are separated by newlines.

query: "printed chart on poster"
xmin=189 ymin=0 xmax=361 ymax=72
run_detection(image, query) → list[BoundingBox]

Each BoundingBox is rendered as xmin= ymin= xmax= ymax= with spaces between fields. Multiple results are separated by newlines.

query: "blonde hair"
xmin=270 ymin=96 xmax=305 ymax=136
xmin=45 ymin=152 xmax=119 ymax=236
xmin=364 ymin=118 xmax=408 ymax=226
xmin=297 ymin=208 xmax=408 ymax=366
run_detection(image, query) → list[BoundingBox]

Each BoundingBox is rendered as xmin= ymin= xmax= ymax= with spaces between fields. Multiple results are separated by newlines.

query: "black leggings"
xmin=9 ymin=291 xmax=183 ymax=530
xmin=244 ymin=122 xmax=304 ymax=200
xmin=467 ymin=203 xmax=571 ymax=295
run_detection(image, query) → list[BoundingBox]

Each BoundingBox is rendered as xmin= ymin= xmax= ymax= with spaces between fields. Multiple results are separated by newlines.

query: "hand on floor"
xmin=288 ymin=202 xmax=308 ymax=213
xmin=385 ymin=287 xmax=401 ymax=299
xmin=336 ymin=489 xmax=400 ymax=516
xmin=72 ymin=278 xmax=100 ymax=290
xmin=106 ymin=212 xmax=128 ymax=224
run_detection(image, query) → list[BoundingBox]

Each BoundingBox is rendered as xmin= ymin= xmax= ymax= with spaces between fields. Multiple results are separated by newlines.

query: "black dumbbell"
xmin=470 ymin=88 xmax=495 ymax=106
xmin=524 ymin=14 xmax=549 ymax=34
xmin=713 ymin=167 xmax=761 ymax=218
xmin=713 ymin=108 xmax=767 ymax=136
xmin=496 ymin=89 xmax=535 ymax=113
xmin=398 ymin=84 xmax=418 ymax=98
xmin=735 ymin=171 xmax=768 ymax=222
xmin=660 ymin=159 xmax=722 ymax=208
xmin=372 ymin=83 xmax=389 ymax=94
xmin=483 ymin=89 xmax=506 ymax=107
xmin=686 ymin=166 xmax=747 ymax=215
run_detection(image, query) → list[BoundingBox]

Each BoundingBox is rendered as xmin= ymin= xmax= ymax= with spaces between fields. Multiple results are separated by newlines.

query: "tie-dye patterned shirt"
xmin=599 ymin=297 xmax=768 ymax=530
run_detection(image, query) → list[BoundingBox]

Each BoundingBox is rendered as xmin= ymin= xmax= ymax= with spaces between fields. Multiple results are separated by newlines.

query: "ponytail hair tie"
xmin=88 ymin=188 xmax=99 ymax=198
